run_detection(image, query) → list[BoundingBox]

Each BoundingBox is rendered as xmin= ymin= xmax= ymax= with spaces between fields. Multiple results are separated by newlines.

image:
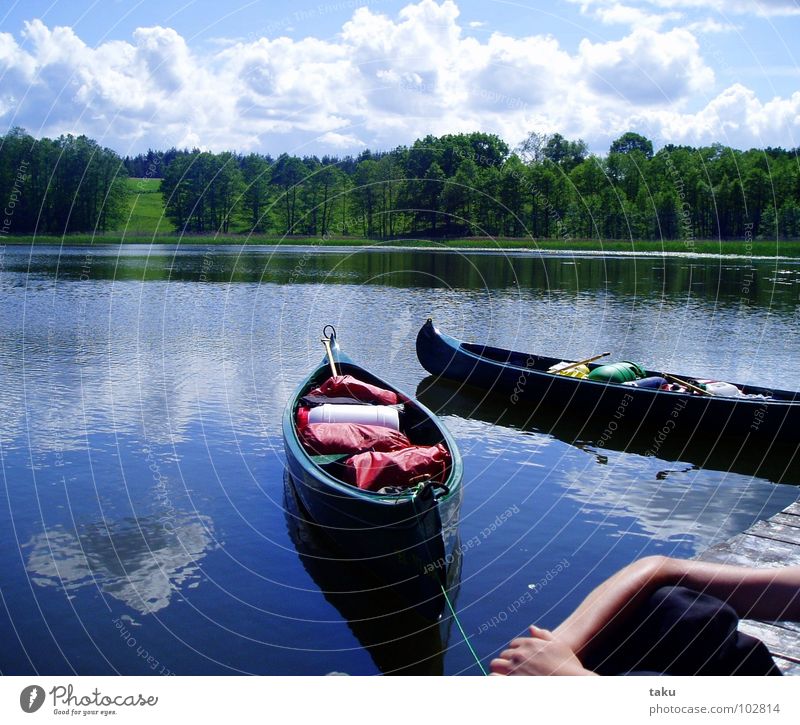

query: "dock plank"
xmin=772 ymin=656 xmax=800 ymax=676
xmin=738 ymin=621 xmax=800 ymax=664
xmin=697 ymin=534 xmax=800 ymax=567
xmin=770 ymin=513 xmax=800 ymax=529
xmin=697 ymin=499 xmax=800 ymax=675
xmin=748 ymin=520 xmax=800 ymax=546
xmin=783 ymin=502 xmax=800 ymax=517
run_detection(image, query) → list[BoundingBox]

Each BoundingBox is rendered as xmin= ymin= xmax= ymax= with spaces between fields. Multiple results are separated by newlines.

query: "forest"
xmin=2 ymin=126 xmax=799 ymax=241
xmin=0 ymin=127 xmax=128 ymax=235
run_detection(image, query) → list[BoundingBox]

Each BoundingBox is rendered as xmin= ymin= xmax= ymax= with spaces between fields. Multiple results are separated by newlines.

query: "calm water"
xmin=1 ymin=244 xmax=799 ymax=676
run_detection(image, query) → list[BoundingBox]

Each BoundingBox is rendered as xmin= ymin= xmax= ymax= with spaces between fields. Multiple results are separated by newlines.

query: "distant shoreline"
xmin=2 ymin=235 xmax=799 ymax=259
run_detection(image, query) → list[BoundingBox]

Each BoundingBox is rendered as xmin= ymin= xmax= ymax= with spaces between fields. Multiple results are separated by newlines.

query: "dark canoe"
xmin=282 ymin=331 xmax=463 ymax=621
xmin=416 ymin=319 xmax=800 ymax=454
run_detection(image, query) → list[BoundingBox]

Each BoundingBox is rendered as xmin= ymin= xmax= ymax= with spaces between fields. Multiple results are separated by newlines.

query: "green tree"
xmin=609 ymin=132 xmax=654 ymax=159
xmin=160 ymin=151 xmax=242 ymax=233
xmin=271 ymin=154 xmax=306 ymax=234
xmin=352 ymin=159 xmax=379 ymax=237
xmin=543 ymin=133 xmax=588 ymax=172
xmin=240 ymin=153 xmax=271 ymax=232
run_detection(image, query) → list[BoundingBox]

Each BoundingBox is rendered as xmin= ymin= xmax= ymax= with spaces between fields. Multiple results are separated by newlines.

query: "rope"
xmin=410 ymin=486 xmax=487 ymax=675
xmin=440 ymin=582 xmax=488 ymax=675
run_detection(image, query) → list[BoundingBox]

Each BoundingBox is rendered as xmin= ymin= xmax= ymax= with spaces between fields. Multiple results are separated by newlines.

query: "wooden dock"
xmin=697 ymin=500 xmax=800 ymax=675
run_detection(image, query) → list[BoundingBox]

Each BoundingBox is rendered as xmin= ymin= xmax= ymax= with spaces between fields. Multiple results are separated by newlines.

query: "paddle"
xmin=662 ymin=372 xmax=712 ymax=396
xmin=321 ymin=325 xmax=339 ymax=377
xmin=554 ymin=351 xmax=611 ymax=374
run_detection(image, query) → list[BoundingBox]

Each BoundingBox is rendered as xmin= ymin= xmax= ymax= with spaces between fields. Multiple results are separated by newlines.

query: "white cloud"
xmin=592 ymin=2 xmax=682 ymax=28
xmin=569 ymin=0 xmax=800 ymax=17
xmin=658 ymin=0 xmax=800 ymax=15
xmin=319 ymin=130 xmax=365 ymax=148
xmin=649 ymin=83 xmax=800 ymax=148
xmin=684 ymin=18 xmax=742 ymax=32
xmin=0 ymin=1 xmax=797 ymax=156
xmin=580 ymin=27 xmax=715 ymax=103
xmin=133 ymin=26 xmax=194 ymax=93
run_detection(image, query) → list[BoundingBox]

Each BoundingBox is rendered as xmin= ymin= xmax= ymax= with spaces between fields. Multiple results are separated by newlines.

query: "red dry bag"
xmin=307 ymin=375 xmax=399 ymax=405
xmin=345 ymin=444 xmax=450 ymax=492
xmin=299 ymin=423 xmax=411 ymax=455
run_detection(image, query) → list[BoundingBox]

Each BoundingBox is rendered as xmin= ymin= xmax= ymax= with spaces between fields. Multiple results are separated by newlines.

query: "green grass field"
xmin=120 ymin=177 xmax=174 ymax=235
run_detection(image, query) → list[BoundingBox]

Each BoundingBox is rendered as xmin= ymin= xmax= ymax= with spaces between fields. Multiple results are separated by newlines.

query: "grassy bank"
xmin=2 ymin=233 xmax=800 ymax=257
xmin=122 ymin=177 xmax=175 ymax=234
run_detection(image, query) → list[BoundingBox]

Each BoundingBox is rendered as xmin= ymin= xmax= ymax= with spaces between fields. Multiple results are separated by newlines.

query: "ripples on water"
xmin=1 ymin=245 xmax=798 ymax=675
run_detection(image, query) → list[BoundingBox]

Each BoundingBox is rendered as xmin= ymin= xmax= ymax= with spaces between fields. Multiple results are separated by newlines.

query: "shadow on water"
xmin=283 ymin=473 xmax=460 ymax=675
xmin=415 ymin=376 xmax=800 ymax=486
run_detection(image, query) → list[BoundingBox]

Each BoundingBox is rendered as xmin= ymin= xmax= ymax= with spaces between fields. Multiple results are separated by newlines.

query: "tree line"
xmin=141 ymin=130 xmax=800 ymax=242
xmin=3 ymin=126 xmax=799 ymax=240
xmin=0 ymin=127 xmax=128 ymax=235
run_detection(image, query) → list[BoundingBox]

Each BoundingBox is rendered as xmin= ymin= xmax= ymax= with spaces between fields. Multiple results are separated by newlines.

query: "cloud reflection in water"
xmin=25 ymin=514 xmax=215 ymax=615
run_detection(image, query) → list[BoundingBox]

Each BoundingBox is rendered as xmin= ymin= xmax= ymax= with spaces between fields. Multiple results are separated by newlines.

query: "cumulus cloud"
xmin=0 ymin=1 xmax=797 ymax=156
xmin=580 ymin=27 xmax=715 ymax=103
xmin=649 ymin=84 xmax=800 ymax=147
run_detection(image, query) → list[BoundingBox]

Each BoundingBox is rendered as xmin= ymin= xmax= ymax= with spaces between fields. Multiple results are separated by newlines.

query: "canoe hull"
xmin=283 ymin=473 xmax=460 ymax=674
xmin=416 ymin=319 xmax=800 ymax=451
xmin=283 ymin=341 xmax=463 ymax=620
xmin=284 ymin=464 xmax=461 ymax=620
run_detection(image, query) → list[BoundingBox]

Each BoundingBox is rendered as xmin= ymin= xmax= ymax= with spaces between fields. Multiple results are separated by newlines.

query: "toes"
xmin=489 ymin=657 xmax=513 ymax=675
xmin=529 ymin=625 xmax=553 ymax=640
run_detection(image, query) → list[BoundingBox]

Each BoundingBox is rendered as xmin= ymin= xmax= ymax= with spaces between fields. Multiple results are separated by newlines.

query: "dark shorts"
xmin=584 ymin=586 xmax=782 ymax=676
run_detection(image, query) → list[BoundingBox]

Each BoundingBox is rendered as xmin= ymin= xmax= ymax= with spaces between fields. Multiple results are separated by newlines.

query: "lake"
xmin=1 ymin=243 xmax=799 ymax=675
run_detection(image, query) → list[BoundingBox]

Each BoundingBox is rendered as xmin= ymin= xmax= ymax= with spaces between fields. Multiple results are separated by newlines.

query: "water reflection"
xmin=556 ymin=456 xmax=794 ymax=544
xmin=283 ymin=475 xmax=457 ymax=675
xmin=7 ymin=246 xmax=799 ymax=309
xmin=25 ymin=514 xmax=215 ymax=615
xmin=416 ymin=377 xmax=800 ymax=485
xmin=416 ymin=377 xmax=799 ymax=546
xmin=3 ymin=244 xmax=799 ymax=675
xmin=0 ymin=283 xmax=298 ymax=449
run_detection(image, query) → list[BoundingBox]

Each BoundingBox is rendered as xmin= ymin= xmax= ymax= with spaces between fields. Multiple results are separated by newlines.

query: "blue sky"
xmin=1 ymin=0 xmax=799 ymax=155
